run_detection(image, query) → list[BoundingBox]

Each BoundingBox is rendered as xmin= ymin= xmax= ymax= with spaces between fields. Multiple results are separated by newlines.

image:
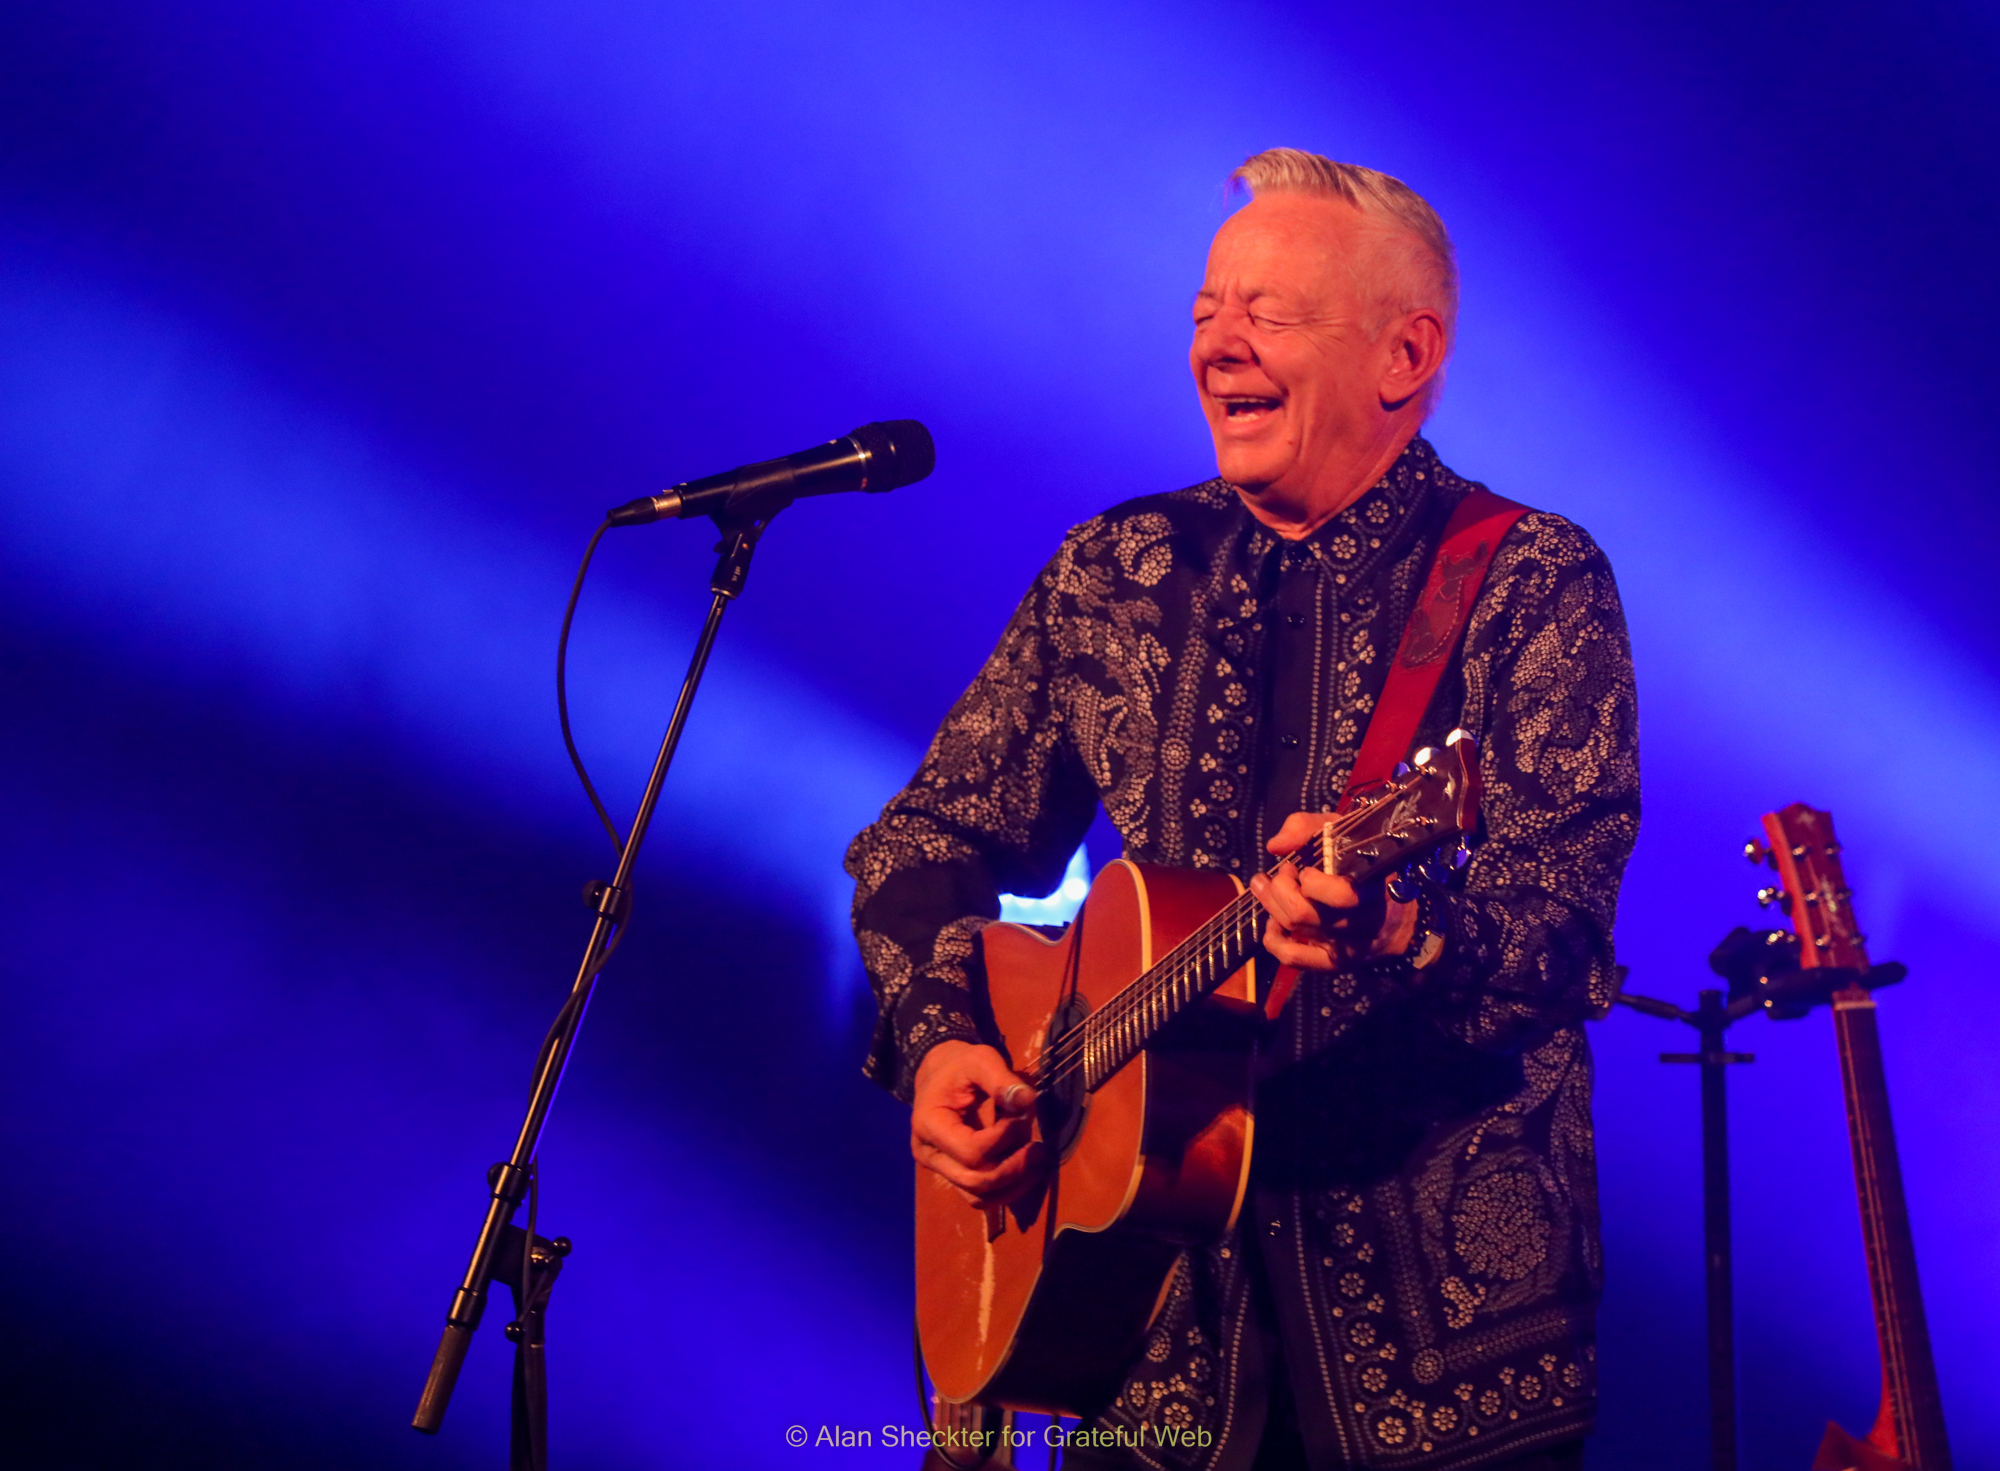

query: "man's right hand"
xmin=910 ymin=1040 xmax=1047 ymax=1208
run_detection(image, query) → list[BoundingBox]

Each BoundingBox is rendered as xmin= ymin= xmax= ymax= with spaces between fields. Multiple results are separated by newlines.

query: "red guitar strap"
xmin=1337 ymin=486 xmax=1528 ymax=809
xmin=1260 ymin=487 xmax=1527 ymax=1021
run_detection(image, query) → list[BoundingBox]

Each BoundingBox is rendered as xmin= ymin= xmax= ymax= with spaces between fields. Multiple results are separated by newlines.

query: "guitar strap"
xmin=1337 ymin=485 xmax=1528 ymax=809
xmin=1261 ymin=487 xmax=1527 ymax=1020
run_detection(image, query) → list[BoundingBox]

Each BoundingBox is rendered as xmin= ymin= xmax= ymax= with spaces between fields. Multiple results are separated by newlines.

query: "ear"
xmin=1377 ymin=308 xmax=1448 ymax=411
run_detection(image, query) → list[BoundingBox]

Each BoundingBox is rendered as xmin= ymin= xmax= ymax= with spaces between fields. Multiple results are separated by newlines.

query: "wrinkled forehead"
xmin=1197 ymin=193 xmax=1372 ymax=303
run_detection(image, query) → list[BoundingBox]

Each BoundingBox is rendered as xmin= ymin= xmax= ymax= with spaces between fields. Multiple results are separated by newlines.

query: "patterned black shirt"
xmin=846 ymin=437 xmax=1640 ymax=1469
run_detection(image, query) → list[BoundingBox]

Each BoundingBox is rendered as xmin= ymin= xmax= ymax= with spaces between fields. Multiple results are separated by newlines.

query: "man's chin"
xmin=1213 ymin=457 xmax=1287 ymax=493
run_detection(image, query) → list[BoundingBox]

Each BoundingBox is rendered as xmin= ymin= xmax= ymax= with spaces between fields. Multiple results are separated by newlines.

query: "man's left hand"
xmin=1249 ymin=810 xmax=1418 ymax=970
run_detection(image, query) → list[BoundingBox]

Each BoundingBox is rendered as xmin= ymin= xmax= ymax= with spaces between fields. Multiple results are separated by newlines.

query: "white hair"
xmin=1229 ymin=148 xmax=1459 ymax=350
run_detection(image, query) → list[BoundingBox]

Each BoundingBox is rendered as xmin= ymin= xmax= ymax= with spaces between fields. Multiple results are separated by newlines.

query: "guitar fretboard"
xmin=1833 ymin=988 xmax=1951 ymax=1471
xmin=1071 ymin=885 xmax=1268 ymax=1092
xmin=1036 ymin=793 xmax=1455 ymax=1095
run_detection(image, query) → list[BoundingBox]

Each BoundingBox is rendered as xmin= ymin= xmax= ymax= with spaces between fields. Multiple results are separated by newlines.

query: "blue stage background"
xmin=2 ymin=3 xmax=1995 ymax=1466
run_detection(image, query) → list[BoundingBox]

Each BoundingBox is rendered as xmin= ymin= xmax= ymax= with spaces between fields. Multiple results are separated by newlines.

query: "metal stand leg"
xmin=412 ymin=518 xmax=767 ymax=1449
xmin=1619 ymin=980 xmax=1755 ymax=1471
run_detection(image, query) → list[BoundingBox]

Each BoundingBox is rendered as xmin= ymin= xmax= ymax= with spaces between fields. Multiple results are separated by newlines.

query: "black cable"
xmin=523 ymin=912 xmax=628 ymax=1102
xmin=558 ymin=517 xmax=624 ymax=854
xmin=535 ymin=514 xmax=641 ymax=1097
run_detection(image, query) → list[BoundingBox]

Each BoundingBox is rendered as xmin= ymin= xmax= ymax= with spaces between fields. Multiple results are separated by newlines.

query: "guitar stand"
xmin=1615 ymin=965 xmax=1760 ymax=1471
xmin=1618 ymin=936 xmax=1909 ymax=1471
xmin=411 ymin=515 xmax=771 ymax=1458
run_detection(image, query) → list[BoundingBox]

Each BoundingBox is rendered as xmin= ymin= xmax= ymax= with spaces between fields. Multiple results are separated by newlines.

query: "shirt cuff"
xmin=890 ymin=976 xmax=985 ymax=1101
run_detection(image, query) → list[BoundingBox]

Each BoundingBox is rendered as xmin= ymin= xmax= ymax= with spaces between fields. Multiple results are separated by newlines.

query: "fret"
xmin=1057 ymin=737 xmax=1474 ymax=1112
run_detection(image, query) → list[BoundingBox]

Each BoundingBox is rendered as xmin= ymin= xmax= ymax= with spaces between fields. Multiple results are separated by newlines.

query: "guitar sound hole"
xmin=1038 ymin=994 xmax=1092 ymax=1159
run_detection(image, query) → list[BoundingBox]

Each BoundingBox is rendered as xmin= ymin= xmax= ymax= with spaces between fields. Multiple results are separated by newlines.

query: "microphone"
xmin=606 ymin=420 xmax=935 ymax=527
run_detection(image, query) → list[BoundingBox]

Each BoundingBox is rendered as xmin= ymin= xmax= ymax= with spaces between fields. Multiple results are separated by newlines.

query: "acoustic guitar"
xmin=916 ymin=730 xmax=1482 ymax=1415
xmin=1750 ymin=804 xmax=1950 ymax=1471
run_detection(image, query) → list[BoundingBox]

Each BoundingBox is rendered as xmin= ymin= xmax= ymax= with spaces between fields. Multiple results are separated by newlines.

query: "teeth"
xmin=1225 ymin=400 xmax=1278 ymax=416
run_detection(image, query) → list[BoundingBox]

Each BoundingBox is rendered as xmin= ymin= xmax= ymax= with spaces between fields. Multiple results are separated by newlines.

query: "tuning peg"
xmin=1744 ymin=839 xmax=1773 ymax=868
xmin=1412 ymin=746 xmax=1435 ymax=768
xmin=1419 ymin=855 xmax=1454 ymax=886
xmin=1387 ymin=866 xmax=1420 ymax=904
xmin=1393 ymin=761 xmax=1411 ymax=778
xmin=1451 ymin=837 xmax=1472 ymax=871
xmin=1755 ymin=886 xmax=1790 ymax=910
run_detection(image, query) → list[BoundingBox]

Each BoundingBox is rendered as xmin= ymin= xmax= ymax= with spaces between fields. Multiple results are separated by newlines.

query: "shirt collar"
xmin=1238 ymin=435 xmax=1440 ymax=576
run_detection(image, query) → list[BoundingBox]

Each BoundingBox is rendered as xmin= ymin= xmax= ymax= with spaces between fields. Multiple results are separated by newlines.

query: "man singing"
xmin=847 ymin=148 xmax=1639 ymax=1470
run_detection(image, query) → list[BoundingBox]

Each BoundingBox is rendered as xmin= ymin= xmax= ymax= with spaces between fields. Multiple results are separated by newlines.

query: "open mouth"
xmin=1221 ymin=396 xmax=1281 ymax=420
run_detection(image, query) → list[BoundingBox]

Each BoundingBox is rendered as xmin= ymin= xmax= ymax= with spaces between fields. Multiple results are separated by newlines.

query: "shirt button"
xmin=1267 ymin=1219 xmax=1285 ymax=1236
xmin=1280 ymin=734 xmax=1299 ymax=748
xmin=1285 ymin=612 xmax=1304 ymax=627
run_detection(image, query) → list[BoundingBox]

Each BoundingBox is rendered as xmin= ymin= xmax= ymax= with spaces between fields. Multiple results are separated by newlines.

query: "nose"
xmin=1192 ymin=304 xmax=1256 ymax=375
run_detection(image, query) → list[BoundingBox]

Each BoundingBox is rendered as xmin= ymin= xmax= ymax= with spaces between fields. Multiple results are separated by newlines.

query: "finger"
xmin=916 ymin=1133 xmax=1048 ymax=1205
xmin=1250 ymin=866 xmax=1320 ymax=932
xmin=914 ymin=1133 xmax=1009 ymax=1196
xmin=1297 ymin=868 xmax=1361 ymax=911
xmin=957 ymin=1049 xmax=1037 ymax=1115
xmin=914 ymin=1104 xmax=1033 ymax=1171
xmin=969 ymin=1139 xmax=1048 ymax=1205
xmin=963 ymin=1111 xmax=1036 ymax=1168
xmin=1261 ymin=913 xmax=1337 ymax=971
xmin=1266 ymin=810 xmax=1338 ymax=856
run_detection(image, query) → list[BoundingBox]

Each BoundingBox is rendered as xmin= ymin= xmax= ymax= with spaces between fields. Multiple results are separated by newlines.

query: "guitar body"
xmin=916 ymin=860 xmax=1259 ymax=1415
xmin=914 ymin=736 xmax=1481 ymax=1418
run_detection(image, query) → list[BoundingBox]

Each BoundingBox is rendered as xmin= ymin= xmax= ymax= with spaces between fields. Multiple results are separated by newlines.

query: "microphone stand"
xmin=412 ymin=513 xmax=769 ymax=1468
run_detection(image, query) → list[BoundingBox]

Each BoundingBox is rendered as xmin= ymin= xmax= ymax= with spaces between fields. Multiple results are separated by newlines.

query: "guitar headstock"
xmin=1746 ymin=802 xmax=1869 ymax=970
xmin=1322 ymin=728 xmax=1481 ymax=885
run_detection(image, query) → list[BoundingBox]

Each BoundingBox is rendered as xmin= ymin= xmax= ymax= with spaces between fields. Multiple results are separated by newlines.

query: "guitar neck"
xmin=1073 ymin=886 xmax=1266 ymax=1092
xmin=1832 ymin=985 xmax=1951 ymax=1471
xmin=1055 ymin=733 xmax=1480 ymax=1096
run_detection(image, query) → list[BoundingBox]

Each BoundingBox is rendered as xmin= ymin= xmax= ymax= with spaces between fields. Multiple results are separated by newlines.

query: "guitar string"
xmin=1029 ymin=796 xmax=1420 ymax=1091
xmin=1839 ymin=1004 xmax=1932 ymax=1458
xmin=1029 ymin=794 xmax=1420 ymax=1088
xmin=1026 ymin=804 xmax=1372 ymax=1086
